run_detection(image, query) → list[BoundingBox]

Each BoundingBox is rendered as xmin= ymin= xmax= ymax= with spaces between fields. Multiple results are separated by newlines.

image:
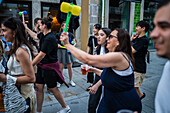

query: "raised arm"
xmin=60 ymin=32 xmax=129 ymax=69
xmin=24 ymin=24 xmax=39 ymax=40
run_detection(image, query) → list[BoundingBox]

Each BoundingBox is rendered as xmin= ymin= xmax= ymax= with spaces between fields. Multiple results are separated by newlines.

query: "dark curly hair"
xmin=41 ymin=15 xmax=53 ymax=29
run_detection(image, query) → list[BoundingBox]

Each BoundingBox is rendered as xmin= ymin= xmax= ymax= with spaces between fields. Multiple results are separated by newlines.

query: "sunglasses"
xmin=1 ymin=29 xmax=7 ymax=32
xmin=108 ymin=35 xmax=117 ymax=39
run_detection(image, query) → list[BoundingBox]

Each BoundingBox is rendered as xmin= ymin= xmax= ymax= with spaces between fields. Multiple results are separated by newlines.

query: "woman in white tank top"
xmin=0 ymin=17 xmax=36 ymax=113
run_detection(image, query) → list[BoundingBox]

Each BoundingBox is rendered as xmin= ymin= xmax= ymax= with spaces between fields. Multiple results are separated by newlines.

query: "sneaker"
xmin=57 ymin=105 xmax=71 ymax=113
xmin=69 ymin=81 xmax=76 ymax=87
xmin=57 ymin=83 xmax=61 ymax=88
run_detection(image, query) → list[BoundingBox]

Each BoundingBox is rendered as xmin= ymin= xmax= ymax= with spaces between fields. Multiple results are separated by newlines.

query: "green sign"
xmin=133 ymin=2 xmax=141 ymax=32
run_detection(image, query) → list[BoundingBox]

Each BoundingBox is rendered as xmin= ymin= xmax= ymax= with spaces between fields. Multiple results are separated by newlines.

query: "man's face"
xmin=39 ymin=23 xmax=45 ymax=32
xmin=36 ymin=20 xmax=42 ymax=30
xmin=136 ymin=25 xmax=145 ymax=35
xmin=150 ymin=4 xmax=170 ymax=59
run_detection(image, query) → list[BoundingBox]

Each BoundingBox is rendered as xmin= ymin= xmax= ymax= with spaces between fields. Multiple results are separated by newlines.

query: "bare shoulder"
xmin=107 ymin=52 xmax=125 ymax=60
xmin=16 ymin=47 xmax=29 ymax=60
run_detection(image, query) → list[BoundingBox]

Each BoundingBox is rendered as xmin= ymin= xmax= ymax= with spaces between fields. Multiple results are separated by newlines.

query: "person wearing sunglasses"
xmin=60 ymin=28 xmax=141 ymax=113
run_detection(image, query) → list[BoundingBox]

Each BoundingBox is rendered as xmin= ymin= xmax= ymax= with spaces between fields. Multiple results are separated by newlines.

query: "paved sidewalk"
xmin=42 ymin=51 xmax=167 ymax=113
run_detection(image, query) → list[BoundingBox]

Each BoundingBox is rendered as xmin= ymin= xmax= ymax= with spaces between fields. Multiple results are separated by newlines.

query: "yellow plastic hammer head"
xmin=60 ymin=2 xmax=81 ymax=16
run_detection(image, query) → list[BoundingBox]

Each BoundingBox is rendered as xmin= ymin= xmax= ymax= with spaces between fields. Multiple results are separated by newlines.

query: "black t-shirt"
xmin=88 ymin=36 xmax=98 ymax=55
xmin=38 ymin=32 xmax=58 ymax=64
xmin=56 ymin=32 xmax=75 ymax=47
xmin=132 ymin=36 xmax=149 ymax=73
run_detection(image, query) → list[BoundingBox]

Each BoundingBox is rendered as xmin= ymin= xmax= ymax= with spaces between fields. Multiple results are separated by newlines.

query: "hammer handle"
xmin=64 ymin=12 xmax=72 ymax=32
xmin=22 ymin=14 xmax=25 ymax=24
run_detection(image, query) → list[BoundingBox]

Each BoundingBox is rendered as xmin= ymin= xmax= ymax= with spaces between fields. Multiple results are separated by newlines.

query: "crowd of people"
xmin=0 ymin=0 xmax=170 ymax=113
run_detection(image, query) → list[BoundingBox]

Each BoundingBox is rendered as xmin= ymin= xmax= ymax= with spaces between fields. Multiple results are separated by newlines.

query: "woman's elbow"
xmin=29 ymin=74 xmax=36 ymax=83
xmin=81 ymin=58 xmax=90 ymax=64
xmin=80 ymin=56 xmax=90 ymax=64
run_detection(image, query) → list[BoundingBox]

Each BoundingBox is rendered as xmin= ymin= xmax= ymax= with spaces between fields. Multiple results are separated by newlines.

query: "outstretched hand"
xmin=87 ymin=66 xmax=94 ymax=73
xmin=60 ymin=32 xmax=70 ymax=46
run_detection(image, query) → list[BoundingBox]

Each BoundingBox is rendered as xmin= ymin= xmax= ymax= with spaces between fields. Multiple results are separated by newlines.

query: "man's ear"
xmin=43 ymin=24 xmax=46 ymax=29
xmin=142 ymin=27 xmax=146 ymax=32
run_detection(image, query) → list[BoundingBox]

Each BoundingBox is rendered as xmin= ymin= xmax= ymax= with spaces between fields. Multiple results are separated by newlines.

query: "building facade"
xmin=87 ymin=0 xmax=159 ymax=49
xmin=0 ymin=0 xmax=159 ymax=50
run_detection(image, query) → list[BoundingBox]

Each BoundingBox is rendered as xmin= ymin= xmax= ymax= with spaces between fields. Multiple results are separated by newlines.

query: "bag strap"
xmin=147 ymin=50 xmax=150 ymax=64
xmin=8 ymin=55 xmax=14 ymax=75
xmin=4 ymin=55 xmax=11 ymax=75
xmin=92 ymin=37 xmax=95 ymax=55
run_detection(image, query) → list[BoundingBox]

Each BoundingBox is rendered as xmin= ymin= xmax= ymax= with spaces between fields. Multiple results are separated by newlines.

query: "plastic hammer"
xmin=19 ymin=11 xmax=27 ymax=24
xmin=60 ymin=2 xmax=81 ymax=32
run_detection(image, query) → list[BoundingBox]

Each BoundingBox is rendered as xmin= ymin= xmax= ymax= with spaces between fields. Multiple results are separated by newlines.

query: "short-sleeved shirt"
xmin=132 ymin=36 xmax=149 ymax=73
xmin=88 ymin=36 xmax=98 ymax=55
xmin=56 ymin=32 xmax=75 ymax=47
xmin=38 ymin=32 xmax=58 ymax=64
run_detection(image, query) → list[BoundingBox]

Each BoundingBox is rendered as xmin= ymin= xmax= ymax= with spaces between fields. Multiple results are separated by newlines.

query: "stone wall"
xmin=74 ymin=0 xmax=81 ymax=49
xmin=31 ymin=0 xmax=60 ymax=28
xmin=89 ymin=0 xmax=100 ymax=35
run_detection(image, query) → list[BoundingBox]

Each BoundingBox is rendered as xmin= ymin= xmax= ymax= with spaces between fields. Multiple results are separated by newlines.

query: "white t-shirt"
xmin=100 ymin=46 xmax=105 ymax=55
xmin=155 ymin=60 xmax=170 ymax=113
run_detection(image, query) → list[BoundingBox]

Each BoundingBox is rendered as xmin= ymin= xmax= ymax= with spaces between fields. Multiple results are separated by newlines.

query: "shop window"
xmin=41 ymin=2 xmax=60 ymax=34
xmin=109 ymin=0 xmax=130 ymax=31
xmin=144 ymin=1 xmax=159 ymax=49
xmin=0 ymin=1 xmax=32 ymax=29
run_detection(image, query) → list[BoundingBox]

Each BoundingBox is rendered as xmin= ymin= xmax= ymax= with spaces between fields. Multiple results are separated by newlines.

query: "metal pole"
xmin=101 ymin=0 xmax=105 ymax=27
xmin=140 ymin=0 xmax=144 ymax=20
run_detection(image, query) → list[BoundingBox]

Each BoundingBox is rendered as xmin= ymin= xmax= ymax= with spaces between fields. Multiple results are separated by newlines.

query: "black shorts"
xmin=36 ymin=67 xmax=60 ymax=88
